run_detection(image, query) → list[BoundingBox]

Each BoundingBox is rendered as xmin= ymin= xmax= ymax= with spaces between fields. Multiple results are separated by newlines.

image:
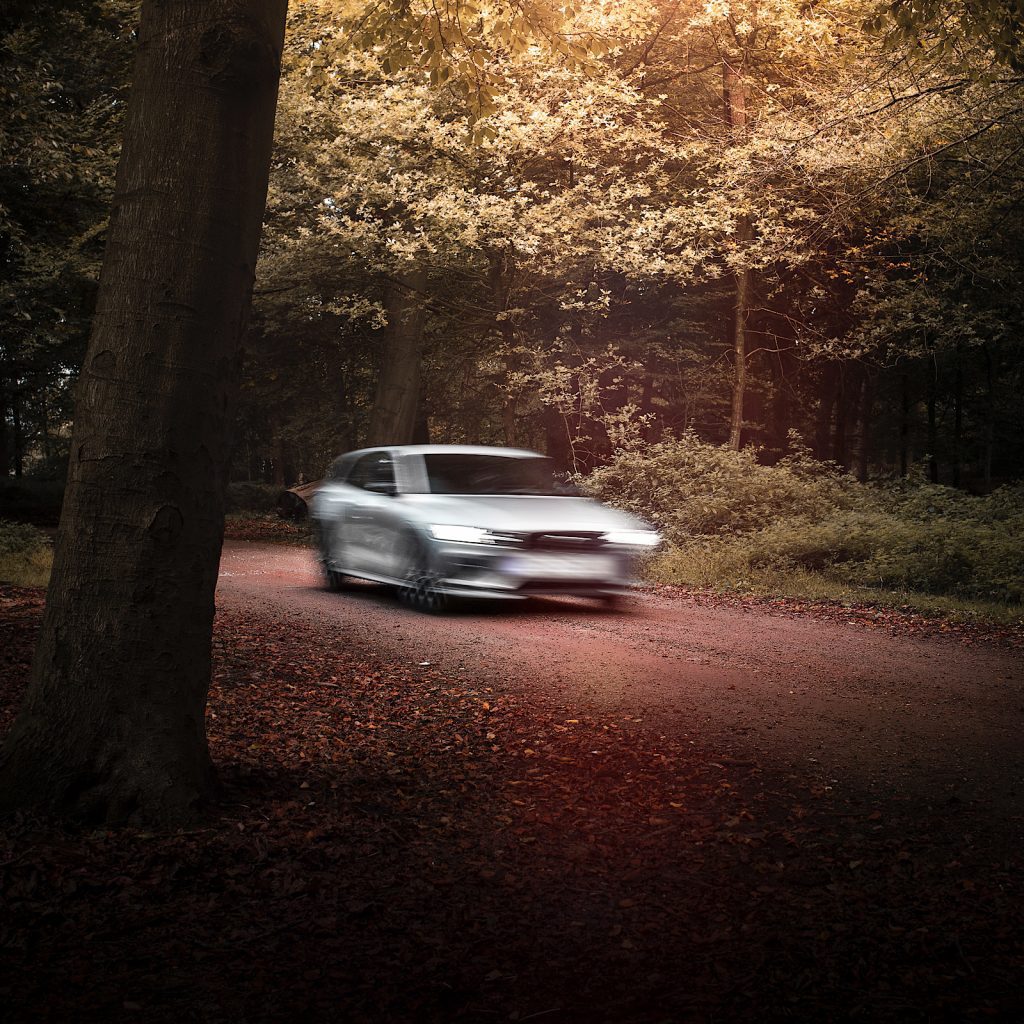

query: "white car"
xmin=309 ymin=444 xmax=660 ymax=611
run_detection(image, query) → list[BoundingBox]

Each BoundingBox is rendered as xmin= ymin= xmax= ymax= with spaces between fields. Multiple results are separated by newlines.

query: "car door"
xmin=344 ymin=451 xmax=398 ymax=575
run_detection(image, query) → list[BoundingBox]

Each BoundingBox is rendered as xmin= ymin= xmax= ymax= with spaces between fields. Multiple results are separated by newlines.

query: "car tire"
xmin=325 ymin=566 xmax=348 ymax=591
xmin=317 ymin=521 xmax=350 ymax=592
xmin=397 ymin=533 xmax=448 ymax=613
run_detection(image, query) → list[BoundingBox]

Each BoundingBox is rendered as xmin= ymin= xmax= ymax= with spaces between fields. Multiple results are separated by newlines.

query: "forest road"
xmin=217 ymin=539 xmax=1024 ymax=825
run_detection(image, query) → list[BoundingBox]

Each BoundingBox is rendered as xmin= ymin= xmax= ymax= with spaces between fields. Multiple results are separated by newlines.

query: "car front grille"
xmin=528 ymin=532 xmax=606 ymax=551
xmin=478 ymin=531 xmax=607 ymax=550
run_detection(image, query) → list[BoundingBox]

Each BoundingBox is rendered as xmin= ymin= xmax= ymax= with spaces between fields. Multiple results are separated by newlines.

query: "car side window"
xmin=349 ymin=453 xmax=395 ymax=491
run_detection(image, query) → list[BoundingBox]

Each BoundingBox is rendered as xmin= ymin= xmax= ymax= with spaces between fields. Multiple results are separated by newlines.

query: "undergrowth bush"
xmin=583 ymin=432 xmax=859 ymax=541
xmin=0 ymin=519 xmax=52 ymax=587
xmin=584 ymin=435 xmax=1024 ymax=606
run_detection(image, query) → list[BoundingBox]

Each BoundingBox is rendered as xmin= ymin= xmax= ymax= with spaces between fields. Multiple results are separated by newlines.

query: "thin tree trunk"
xmin=0 ymin=378 xmax=10 ymax=478
xmin=724 ymin=57 xmax=749 ymax=451
xmin=272 ymin=431 xmax=287 ymax=487
xmin=502 ymin=389 xmax=518 ymax=447
xmin=0 ymin=0 xmax=287 ymax=825
xmin=833 ymin=364 xmax=848 ymax=470
xmin=767 ymin=328 xmax=794 ymax=455
xmin=11 ymin=387 xmax=23 ymax=478
xmin=814 ymin=362 xmax=837 ymax=461
xmin=927 ymin=355 xmax=939 ymax=484
xmin=899 ymin=370 xmax=910 ymax=477
xmin=728 ymin=230 xmax=751 ymax=451
xmin=487 ymin=252 xmax=520 ymax=447
xmin=855 ymin=366 xmax=872 ymax=483
xmin=952 ymin=340 xmax=963 ymax=488
xmin=640 ymin=370 xmax=658 ymax=441
xmin=543 ymin=403 xmax=572 ymax=472
xmin=983 ymin=344 xmax=995 ymax=490
xmin=365 ymin=265 xmax=428 ymax=446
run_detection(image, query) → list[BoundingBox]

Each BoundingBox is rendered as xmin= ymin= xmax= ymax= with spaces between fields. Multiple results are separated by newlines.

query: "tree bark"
xmin=485 ymin=252 xmax=521 ymax=447
xmin=899 ymin=370 xmax=910 ymax=477
xmin=0 ymin=376 xmax=10 ymax=478
xmin=766 ymin=324 xmax=795 ymax=456
xmin=0 ymin=0 xmax=287 ymax=825
xmin=272 ymin=431 xmax=287 ymax=487
xmin=983 ymin=344 xmax=995 ymax=490
xmin=814 ymin=362 xmax=837 ymax=461
xmin=832 ymin=363 xmax=848 ymax=470
xmin=926 ymin=354 xmax=939 ymax=484
xmin=952 ymin=340 xmax=963 ymax=488
xmin=11 ymin=386 xmax=24 ymax=477
xmin=365 ymin=266 xmax=428 ymax=446
xmin=724 ymin=57 xmax=749 ymax=451
xmin=854 ymin=365 xmax=873 ymax=483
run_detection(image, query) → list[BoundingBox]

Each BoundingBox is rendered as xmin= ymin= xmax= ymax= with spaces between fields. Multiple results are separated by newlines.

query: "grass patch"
xmin=0 ymin=547 xmax=52 ymax=588
xmin=646 ymin=551 xmax=1024 ymax=627
xmin=0 ymin=521 xmax=52 ymax=588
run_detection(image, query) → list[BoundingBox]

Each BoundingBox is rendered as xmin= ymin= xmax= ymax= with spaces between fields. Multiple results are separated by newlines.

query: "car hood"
xmin=400 ymin=494 xmax=652 ymax=533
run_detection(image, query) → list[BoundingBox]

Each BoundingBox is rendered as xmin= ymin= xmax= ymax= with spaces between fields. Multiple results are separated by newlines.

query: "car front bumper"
xmin=429 ymin=540 xmax=635 ymax=599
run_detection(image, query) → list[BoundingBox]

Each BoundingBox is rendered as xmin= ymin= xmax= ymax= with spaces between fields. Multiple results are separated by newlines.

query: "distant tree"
xmin=0 ymin=1 xmax=135 ymax=476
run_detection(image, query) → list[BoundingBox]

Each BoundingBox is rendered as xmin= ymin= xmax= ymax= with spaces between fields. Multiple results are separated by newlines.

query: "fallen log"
xmin=276 ymin=479 xmax=321 ymax=520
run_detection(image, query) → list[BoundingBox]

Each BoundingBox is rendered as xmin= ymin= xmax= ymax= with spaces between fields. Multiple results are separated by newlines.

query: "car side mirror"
xmin=365 ymin=480 xmax=397 ymax=497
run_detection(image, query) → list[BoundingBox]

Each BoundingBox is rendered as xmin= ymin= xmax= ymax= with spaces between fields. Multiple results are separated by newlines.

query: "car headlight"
xmin=603 ymin=529 xmax=661 ymax=548
xmin=430 ymin=524 xmax=492 ymax=544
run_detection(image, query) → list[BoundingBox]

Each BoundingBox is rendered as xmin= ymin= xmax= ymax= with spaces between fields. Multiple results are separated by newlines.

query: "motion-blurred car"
xmin=309 ymin=444 xmax=660 ymax=611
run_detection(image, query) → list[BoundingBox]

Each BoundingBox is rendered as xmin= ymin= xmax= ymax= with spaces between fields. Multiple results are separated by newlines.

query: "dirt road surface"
xmin=218 ymin=540 xmax=1023 ymax=829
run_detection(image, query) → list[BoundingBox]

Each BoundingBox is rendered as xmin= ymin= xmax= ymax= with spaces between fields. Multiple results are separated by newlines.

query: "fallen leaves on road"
xmin=1 ymin=585 xmax=1021 ymax=1023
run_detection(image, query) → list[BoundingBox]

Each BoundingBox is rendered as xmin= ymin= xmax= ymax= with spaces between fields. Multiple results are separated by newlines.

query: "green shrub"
xmin=0 ymin=520 xmax=48 ymax=556
xmin=0 ymin=519 xmax=52 ymax=587
xmin=582 ymin=431 xmax=860 ymax=543
xmin=585 ymin=434 xmax=1023 ymax=606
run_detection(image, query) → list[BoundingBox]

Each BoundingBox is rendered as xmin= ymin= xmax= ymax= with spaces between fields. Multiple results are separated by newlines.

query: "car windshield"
xmin=423 ymin=454 xmax=567 ymax=495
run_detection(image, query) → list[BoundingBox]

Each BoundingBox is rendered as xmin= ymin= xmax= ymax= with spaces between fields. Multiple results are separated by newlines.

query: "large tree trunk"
xmin=365 ymin=266 xmax=428 ymax=446
xmin=0 ymin=0 xmax=287 ymax=825
xmin=724 ymin=57 xmax=750 ymax=451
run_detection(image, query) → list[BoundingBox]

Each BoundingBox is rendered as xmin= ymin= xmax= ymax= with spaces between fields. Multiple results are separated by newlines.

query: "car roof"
xmin=343 ymin=444 xmax=546 ymax=459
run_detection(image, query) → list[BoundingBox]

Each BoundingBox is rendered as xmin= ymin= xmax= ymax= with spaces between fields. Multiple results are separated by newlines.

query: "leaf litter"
xmin=1 ymin=584 xmax=1022 ymax=1023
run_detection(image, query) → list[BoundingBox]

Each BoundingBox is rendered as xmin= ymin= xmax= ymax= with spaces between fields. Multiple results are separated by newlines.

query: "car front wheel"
xmin=396 ymin=532 xmax=447 ymax=613
xmin=316 ymin=520 xmax=350 ymax=592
